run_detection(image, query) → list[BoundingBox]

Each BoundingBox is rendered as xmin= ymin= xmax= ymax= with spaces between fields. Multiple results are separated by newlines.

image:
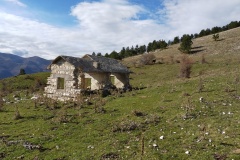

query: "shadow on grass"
xmin=191 ymin=46 xmax=204 ymax=49
xmin=215 ymin=38 xmax=225 ymax=41
xmin=189 ymin=46 xmax=206 ymax=54
xmin=190 ymin=49 xmax=206 ymax=54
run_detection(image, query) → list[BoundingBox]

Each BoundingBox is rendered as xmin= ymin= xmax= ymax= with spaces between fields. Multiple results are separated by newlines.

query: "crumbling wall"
xmin=44 ymin=60 xmax=80 ymax=101
xmin=84 ymin=72 xmax=109 ymax=90
xmin=111 ymin=73 xmax=129 ymax=88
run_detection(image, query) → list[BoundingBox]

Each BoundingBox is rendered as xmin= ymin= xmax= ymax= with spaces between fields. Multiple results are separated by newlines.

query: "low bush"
xmin=179 ymin=55 xmax=193 ymax=78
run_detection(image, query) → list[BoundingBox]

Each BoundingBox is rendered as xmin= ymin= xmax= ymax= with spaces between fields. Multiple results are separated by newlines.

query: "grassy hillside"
xmin=0 ymin=72 xmax=50 ymax=93
xmin=1 ymin=28 xmax=240 ymax=159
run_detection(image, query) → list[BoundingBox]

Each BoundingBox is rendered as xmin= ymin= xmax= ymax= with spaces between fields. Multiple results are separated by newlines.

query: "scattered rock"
xmin=16 ymin=155 xmax=24 ymax=159
xmin=213 ymin=153 xmax=227 ymax=160
xmin=101 ymin=152 xmax=119 ymax=160
xmin=152 ymin=143 xmax=158 ymax=148
xmin=199 ymin=97 xmax=204 ymax=103
xmin=23 ymin=142 xmax=44 ymax=151
xmin=87 ymin=145 xmax=94 ymax=149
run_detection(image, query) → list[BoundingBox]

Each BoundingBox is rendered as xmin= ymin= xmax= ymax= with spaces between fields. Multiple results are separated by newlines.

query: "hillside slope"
xmin=0 ymin=28 xmax=240 ymax=159
xmin=123 ymin=27 xmax=240 ymax=65
xmin=0 ymin=53 xmax=51 ymax=79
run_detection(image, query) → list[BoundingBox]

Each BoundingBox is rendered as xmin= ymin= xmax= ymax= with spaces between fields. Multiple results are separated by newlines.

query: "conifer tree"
xmin=18 ymin=68 xmax=26 ymax=75
xmin=179 ymin=34 xmax=193 ymax=53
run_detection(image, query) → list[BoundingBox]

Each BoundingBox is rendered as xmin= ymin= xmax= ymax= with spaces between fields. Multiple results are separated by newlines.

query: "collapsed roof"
xmin=48 ymin=54 xmax=131 ymax=74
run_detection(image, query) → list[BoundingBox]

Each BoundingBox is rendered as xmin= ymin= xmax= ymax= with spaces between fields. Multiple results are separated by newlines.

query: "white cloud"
xmin=70 ymin=0 xmax=167 ymax=52
xmin=4 ymin=0 xmax=27 ymax=7
xmin=0 ymin=0 xmax=167 ymax=59
xmin=158 ymin=0 xmax=240 ymax=37
xmin=0 ymin=0 xmax=240 ymax=59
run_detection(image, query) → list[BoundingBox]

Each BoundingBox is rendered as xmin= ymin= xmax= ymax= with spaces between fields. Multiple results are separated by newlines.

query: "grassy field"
xmin=0 ymin=28 xmax=240 ymax=159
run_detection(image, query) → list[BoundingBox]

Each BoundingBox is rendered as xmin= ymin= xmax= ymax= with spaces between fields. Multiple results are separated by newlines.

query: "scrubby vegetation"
xmin=1 ymin=27 xmax=240 ymax=159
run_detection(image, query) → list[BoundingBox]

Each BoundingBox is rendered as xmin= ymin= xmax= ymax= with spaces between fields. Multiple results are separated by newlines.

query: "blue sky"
xmin=0 ymin=0 xmax=240 ymax=59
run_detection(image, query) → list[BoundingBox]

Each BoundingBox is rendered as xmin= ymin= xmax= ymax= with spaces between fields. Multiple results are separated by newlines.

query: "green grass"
xmin=1 ymin=58 xmax=240 ymax=159
xmin=0 ymin=72 xmax=50 ymax=93
xmin=1 ymin=28 xmax=240 ymax=159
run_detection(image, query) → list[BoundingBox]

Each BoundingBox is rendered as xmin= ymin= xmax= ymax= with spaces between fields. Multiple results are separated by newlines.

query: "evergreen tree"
xmin=173 ymin=36 xmax=180 ymax=44
xmin=18 ymin=68 xmax=26 ymax=75
xmin=159 ymin=40 xmax=168 ymax=49
xmin=152 ymin=40 xmax=158 ymax=50
xmin=190 ymin=34 xmax=194 ymax=39
xmin=135 ymin=45 xmax=139 ymax=54
xmin=199 ymin=29 xmax=206 ymax=37
xmin=119 ymin=47 xmax=126 ymax=59
xmin=227 ymin=21 xmax=239 ymax=29
xmin=211 ymin=26 xmax=222 ymax=34
xmin=212 ymin=33 xmax=219 ymax=41
xmin=194 ymin=33 xmax=199 ymax=38
xmin=130 ymin=46 xmax=137 ymax=56
xmin=125 ymin=47 xmax=131 ymax=57
xmin=221 ymin=25 xmax=228 ymax=31
xmin=139 ymin=45 xmax=146 ymax=54
xmin=147 ymin=42 xmax=153 ymax=52
xmin=109 ymin=51 xmax=120 ymax=60
xmin=105 ymin=53 xmax=109 ymax=57
xmin=179 ymin=34 xmax=193 ymax=53
xmin=205 ymin=28 xmax=211 ymax=35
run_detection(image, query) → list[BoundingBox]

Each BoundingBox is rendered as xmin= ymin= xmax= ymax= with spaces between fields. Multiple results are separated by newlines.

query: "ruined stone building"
xmin=44 ymin=54 xmax=131 ymax=101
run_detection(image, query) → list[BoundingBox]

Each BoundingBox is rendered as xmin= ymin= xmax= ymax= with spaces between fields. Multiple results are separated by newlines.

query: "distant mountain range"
xmin=0 ymin=53 xmax=51 ymax=79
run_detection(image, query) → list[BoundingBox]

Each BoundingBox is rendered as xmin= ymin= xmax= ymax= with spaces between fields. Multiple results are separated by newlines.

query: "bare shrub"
xmin=14 ymin=105 xmax=22 ymax=120
xmin=198 ymin=77 xmax=204 ymax=92
xmin=200 ymin=54 xmax=207 ymax=64
xmin=101 ymin=152 xmax=119 ymax=160
xmin=179 ymin=55 xmax=193 ymax=78
xmin=140 ymin=53 xmax=156 ymax=65
xmin=182 ymin=97 xmax=196 ymax=120
xmin=0 ymin=93 xmax=4 ymax=112
xmin=141 ymin=135 xmax=145 ymax=159
xmin=234 ymin=74 xmax=240 ymax=95
xmin=144 ymin=114 xmax=160 ymax=125
xmin=76 ymin=93 xmax=84 ymax=107
xmin=213 ymin=153 xmax=227 ymax=160
xmin=169 ymin=55 xmax=174 ymax=64
xmin=93 ymin=95 xmax=106 ymax=113
xmin=53 ymin=106 xmax=69 ymax=123
xmin=112 ymin=120 xmax=140 ymax=132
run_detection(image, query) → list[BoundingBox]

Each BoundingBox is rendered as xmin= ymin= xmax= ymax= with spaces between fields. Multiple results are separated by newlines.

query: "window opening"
xmin=110 ymin=76 xmax=115 ymax=85
xmin=84 ymin=78 xmax=91 ymax=89
xmin=57 ymin=77 xmax=65 ymax=89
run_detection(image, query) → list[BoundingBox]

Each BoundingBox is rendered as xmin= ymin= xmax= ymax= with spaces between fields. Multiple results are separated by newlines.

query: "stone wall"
xmin=84 ymin=72 xmax=109 ymax=90
xmin=111 ymin=73 xmax=129 ymax=88
xmin=44 ymin=60 xmax=80 ymax=101
xmin=45 ymin=59 xmax=130 ymax=101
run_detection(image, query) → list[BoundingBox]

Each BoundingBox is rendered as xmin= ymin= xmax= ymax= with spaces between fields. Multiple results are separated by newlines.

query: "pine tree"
xmin=18 ymin=68 xmax=26 ymax=75
xmin=212 ymin=33 xmax=219 ymax=41
xmin=173 ymin=36 xmax=180 ymax=44
xmin=119 ymin=47 xmax=126 ymax=58
xmin=179 ymin=34 xmax=193 ymax=53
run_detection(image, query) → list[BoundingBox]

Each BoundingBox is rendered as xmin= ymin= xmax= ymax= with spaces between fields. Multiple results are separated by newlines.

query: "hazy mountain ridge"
xmin=0 ymin=53 xmax=51 ymax=79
